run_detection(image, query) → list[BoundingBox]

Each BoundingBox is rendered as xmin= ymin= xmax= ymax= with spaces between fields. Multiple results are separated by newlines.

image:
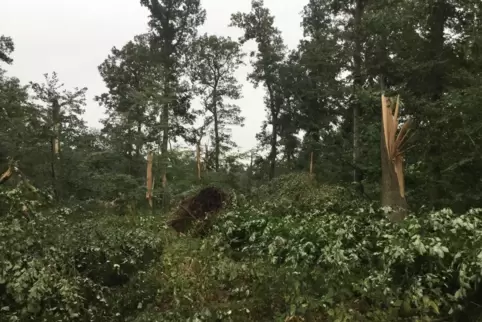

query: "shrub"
xmin=0 ymin=199 xmax=165 ymax=321
xmin=208 ymin=178 xmax=482 ymax=320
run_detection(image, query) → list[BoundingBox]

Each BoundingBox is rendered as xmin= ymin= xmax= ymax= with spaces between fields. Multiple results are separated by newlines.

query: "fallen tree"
xmin=168 ymin=186 xmax=228 ymax=236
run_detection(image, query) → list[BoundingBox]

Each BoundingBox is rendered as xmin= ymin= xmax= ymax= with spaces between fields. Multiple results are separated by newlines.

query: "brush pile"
xmin=168 ymin=186 xmax=227 ymax=235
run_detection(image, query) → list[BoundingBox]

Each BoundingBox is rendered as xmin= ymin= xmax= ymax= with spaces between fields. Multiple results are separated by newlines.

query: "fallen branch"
xmin=0 ymin=162 xmax=14 ymax=184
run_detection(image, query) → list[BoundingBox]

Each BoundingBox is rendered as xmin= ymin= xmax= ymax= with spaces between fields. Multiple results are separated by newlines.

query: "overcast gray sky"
xmin=1 ymin=0 xmax=304 ymax=152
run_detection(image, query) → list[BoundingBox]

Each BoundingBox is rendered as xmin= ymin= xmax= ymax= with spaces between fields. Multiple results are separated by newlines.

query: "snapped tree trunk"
xmin=380 ymin=95 xmax=411 ymax=222
xmin=146 ymin=151 xmax=153 ymax=209
xmin=381 ymin=125 xmax=408 ymax=221
xmin=0 ymin=163 xmax=14 ymax=185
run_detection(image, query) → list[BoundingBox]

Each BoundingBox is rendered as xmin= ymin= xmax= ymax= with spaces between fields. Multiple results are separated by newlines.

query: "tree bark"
xmin=136 ymin=121 xmax=142 ymax=157
xmin=380 ymin=124 xmax=409 ymax=221
xmin=352 ymin=0 xmax=364 ymax=193
xmin=160 ymin=78 xmax=170 ymax=211
xmin=267 ymin=84 xmax=278 ymax=180
xmin=426 ymin=0 xmax=447 ymax=205
xmin=161 ymin=103 xmax=168 ymax=186
xmin=269 ymin=114 xmax=278 ymax=180
xmin=212 ymin=81 xmax=220 ymax=172
xmin=51 ymin=99 xmax=61 ymax=200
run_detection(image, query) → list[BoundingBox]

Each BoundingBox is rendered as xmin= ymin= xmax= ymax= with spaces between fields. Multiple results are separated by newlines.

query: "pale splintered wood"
xmin=381 ymin=95 xmax=412 ymax=198
xmin=146 ymin=151 xmax=153 ymax=208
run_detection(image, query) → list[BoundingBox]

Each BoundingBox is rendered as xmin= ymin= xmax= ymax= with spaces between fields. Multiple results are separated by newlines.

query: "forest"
xmin=1 ymin=0 xmax=482 ymax=321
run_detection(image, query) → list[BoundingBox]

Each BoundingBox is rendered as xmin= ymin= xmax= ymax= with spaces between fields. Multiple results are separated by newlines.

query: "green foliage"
xmin=189 ymin=33 xmax=245 ymax=171
xmin=0 ymin=35 xmax=14 ymax=64
xmin=230 ymin=0 xmax=288 ymax=179
xmin=0 ymin=189 xmax=165 ymax=321
xmin=4 ymin=172 xmax=482 ymax=321
xmin=3 ymin=0 xmax=482 ymax=321
xmin=96 ymin=33 xmax=162 ymax=157
xmin=207 ymin=175 xmax=482 ymax=320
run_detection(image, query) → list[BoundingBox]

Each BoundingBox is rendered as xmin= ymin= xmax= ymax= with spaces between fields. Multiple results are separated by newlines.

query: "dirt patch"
xmin=168 ymin=186 xmax=228 ymax=236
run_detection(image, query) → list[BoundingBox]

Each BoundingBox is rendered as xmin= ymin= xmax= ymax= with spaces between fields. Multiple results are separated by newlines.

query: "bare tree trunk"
xmin=196 ymin=142 xmax=201 ymax=180
xmin=136 ymin=121 xmax=142 ymax=157
xmin=427 ymin=0 xmax=447 ymax=206
xmin=352 ymin=0 xmax=364 ymax=193
xmin=146 ymin=151 xmax=153 ymax=209
xmin=380 ymin=124 xmax=409 ymax=222
xmin=51 ymin=99 xmax=61 ymax=200
xmin=160 ymin=92 xmax=169 ymax=211
xmin=213 ymin=85 xmax=220 ymax=171
xmin=248 ymin=150 xmax=254 ymax=188
xmin=267 ymin=84 xmax=278 ymax=180
xmin=269 ymin=113 xmax=278 ymax=180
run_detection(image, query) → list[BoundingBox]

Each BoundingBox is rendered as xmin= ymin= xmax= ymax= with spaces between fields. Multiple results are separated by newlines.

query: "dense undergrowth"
xmin=2 ymin=174 xmax=482 ymax=321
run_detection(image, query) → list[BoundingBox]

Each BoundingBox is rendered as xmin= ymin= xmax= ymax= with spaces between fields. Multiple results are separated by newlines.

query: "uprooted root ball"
xmin=168 ymin=186 xmax=228 ymax=236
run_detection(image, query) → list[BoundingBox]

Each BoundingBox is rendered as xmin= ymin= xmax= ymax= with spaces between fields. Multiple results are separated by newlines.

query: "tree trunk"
xmin=50 ymin=138 xmax=57 ymax=196
xmin=126 ymin=128 xmax=134 ymax=175
xmin=160 ymin=102 xmax=169 ymax=204
xmin=51 ymin=99 xmax=61 ymax=200
xmin=352 ymin=0 xmax=364 ymax=193
xmin=269 ymin=114 xmax=278 ymax=180
xmin=213 ymin=83 xmax=220 ymax=172
xmin=160 ymin=77 xmax=170 ymax=211
xmin=427 ymin=0 xmax=447 ymax=206
xmin=267 ymin=84 xmax=278 ymax=180
xmin=136 ymin=121 xmax=142 ymax=157
xmin=380 ymin=90 xmax=409 ymax=222
xmin=380 ymin=124 xmax=409 ymax=222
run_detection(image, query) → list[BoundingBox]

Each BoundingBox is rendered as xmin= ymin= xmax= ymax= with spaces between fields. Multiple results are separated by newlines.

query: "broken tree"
xmin=146 ymin=151 xmax=153 ymax=208
xmin=380 ymin=95 xmax=412 ymax=222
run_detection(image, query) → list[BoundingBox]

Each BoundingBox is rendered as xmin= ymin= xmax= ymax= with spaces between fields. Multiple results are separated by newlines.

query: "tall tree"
xmin=299 ymin=0 xmax=359 ymax=182
xmin=351 ymin=0 xmax=365 ymax=192
xmin=0 ymin=70 xmax=42 ymax=169
xmin=231 ymin=0 xmax=286 ymax=180
xmin=30 ymin=72 xmax=87 ymax=200
xmin=140 ymin=0 xmax=206 ymax=201
xmin=96 ymin=33 xmax=161 ymax=173
xmin=299 ymin=0 xmax=482 ymax=210
xmin=190 ymin=34 xmax=245 ymax=171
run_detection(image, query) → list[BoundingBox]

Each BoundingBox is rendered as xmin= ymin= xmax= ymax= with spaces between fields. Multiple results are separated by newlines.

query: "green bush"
xmin=0 ymin=198 xmax=165 ymax=321
xmin=3 ymin=172 xmax=482 ymax=321
xmin=209 ymin=192 xmax=482 ymax=320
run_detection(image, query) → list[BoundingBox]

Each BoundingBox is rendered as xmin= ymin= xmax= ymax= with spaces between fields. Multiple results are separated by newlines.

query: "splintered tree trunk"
xmin=380 ymin=95 xmax=410 ymax=222
xmin=381 ymin=125 xmax=408 ymax=221
xmin=0 ymin=163 xmax=14 ymax=185
xmin=146 ymin=151 xmax=153 ymax=209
